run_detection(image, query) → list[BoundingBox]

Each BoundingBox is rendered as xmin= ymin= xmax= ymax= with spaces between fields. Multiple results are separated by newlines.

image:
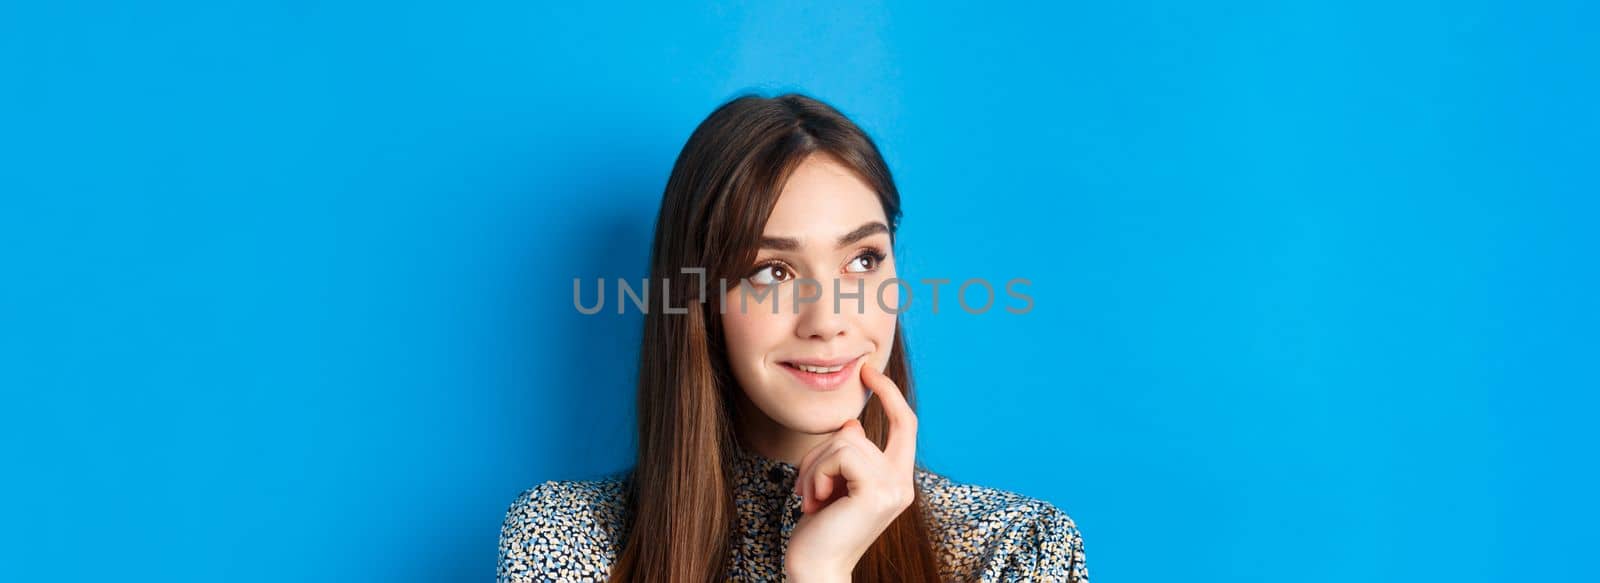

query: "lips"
xmin=779 ymin=354 xmax=866 ymax=391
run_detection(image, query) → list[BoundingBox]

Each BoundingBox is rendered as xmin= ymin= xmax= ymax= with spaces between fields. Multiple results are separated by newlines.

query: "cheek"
xmin=865 ymin=308 xmax=898 ymax=346
xmin=865 ymin=267 xmax=901 ymax=336
xmin=871 ymin=260 xmax=902 ymax=312
xmin=720 ymin=295 xmax=787 ymax=372
xmin=860 ymin=273 xmax=901 ymax=368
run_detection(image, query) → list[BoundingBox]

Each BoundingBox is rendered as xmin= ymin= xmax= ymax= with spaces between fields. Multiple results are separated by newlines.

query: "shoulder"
xmin=497 ymin=473 xmax=629 ymax=583
xmin=915 ymin=468 xmax=1091 ymax=583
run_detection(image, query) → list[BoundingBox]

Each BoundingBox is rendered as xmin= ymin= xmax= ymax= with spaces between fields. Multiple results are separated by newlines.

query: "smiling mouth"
xmin=786 ymin=362 xmax=847 ymax=374
xmin=779 ymin=354 xmax=866 ymax=391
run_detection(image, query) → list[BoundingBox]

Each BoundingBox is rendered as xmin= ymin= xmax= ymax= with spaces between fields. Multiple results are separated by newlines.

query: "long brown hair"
xmin=608 ymin=93 xmax=942 ymax=582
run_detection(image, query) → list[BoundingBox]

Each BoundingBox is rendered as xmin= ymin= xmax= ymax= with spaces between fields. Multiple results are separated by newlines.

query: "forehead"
xmin=762 ymin=153 xmax=886 ymax=239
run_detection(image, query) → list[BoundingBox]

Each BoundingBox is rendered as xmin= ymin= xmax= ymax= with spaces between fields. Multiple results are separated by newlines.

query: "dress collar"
xmin=730 ymin=441 xmax=806 ymax=535
xmin=732 ymin=440 xmax=799 ymax=493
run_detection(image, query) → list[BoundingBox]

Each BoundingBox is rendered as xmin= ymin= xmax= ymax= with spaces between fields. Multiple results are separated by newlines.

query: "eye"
xmin=747 ymin=262 xmax=794 ymax=286
xmin=845 ymin=249 xmax=887 ymax=274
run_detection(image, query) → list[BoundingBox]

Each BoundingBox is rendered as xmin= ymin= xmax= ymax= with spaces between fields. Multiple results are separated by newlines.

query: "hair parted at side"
xmin=607 ymin=93 xmax=942 ymax=582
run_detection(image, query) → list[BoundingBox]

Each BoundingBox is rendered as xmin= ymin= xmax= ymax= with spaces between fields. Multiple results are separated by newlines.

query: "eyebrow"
xmin=759 ymin=221 xmax=890 ymax=251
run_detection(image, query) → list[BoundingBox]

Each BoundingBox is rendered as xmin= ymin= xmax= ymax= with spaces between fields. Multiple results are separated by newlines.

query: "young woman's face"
xmin=722 ymin=153 xmax=900 ymax=436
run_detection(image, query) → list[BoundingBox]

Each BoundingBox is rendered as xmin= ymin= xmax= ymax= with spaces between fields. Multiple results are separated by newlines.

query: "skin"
xmin=721 ymin=153 xmax=919 ymax=581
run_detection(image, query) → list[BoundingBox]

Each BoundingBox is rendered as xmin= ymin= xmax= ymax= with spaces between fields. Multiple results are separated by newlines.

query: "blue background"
xmin=3 ymin=1 xmax=1595 ymax=581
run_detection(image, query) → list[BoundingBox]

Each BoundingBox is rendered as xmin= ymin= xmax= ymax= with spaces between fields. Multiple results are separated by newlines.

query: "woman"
xmin=498 ymin=93 xmax=1089 ymax=582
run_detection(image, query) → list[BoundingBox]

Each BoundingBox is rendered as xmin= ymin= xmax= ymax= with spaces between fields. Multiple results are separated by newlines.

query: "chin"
xmin=779 ymin=392 xmax=868 ymax=432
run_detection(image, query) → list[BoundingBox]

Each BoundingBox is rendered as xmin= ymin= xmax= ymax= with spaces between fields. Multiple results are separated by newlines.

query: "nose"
xmin=794 ymin=279 xmax=849 ymax=340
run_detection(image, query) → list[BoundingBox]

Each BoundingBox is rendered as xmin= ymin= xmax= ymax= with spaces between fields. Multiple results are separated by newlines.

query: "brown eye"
xmin=846 ymin=250 xmax=885 ymax=273
xmin=748 ymin=264 xmax=792 ymax=286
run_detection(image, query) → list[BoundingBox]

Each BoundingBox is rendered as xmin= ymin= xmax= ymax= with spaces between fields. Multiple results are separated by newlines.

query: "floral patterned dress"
xmin=498 ymin=443 xmax=1089 ymax=582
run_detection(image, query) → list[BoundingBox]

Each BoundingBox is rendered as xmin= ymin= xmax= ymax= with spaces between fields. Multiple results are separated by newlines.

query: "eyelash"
xmin=747 ymin=247 xmax=888 ymax=284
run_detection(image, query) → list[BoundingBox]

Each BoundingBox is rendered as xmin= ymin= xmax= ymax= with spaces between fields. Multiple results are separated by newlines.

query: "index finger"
xmin=859 ymin=357 xmax=917 ymax=466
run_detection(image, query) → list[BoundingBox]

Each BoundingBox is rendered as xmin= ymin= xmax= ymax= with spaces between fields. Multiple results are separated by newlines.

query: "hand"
xmin=783 ymin=357 xmax=919 ymax=581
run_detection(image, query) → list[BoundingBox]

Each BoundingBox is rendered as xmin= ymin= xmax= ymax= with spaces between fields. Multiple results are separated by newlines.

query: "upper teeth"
xmin=793 ymin=363 xmax=843 ymax=373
